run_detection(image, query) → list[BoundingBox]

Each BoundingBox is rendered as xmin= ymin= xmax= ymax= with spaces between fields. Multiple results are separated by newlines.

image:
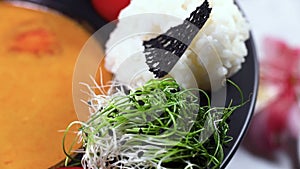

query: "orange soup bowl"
xmin=0 ymin=0 xmax=112 ymax=168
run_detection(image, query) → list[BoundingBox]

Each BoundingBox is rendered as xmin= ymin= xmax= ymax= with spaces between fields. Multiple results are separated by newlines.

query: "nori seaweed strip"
xmin=143 ymin=0 xmax=212 ymax=78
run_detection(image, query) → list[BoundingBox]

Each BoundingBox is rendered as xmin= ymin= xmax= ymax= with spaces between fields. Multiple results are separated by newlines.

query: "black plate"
xmin=8 ymin=0 xmax=259 ymax=168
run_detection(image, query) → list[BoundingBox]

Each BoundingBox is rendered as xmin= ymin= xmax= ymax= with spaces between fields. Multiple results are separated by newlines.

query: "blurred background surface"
xmin=228 ymin=0 xmax=300 ymax=168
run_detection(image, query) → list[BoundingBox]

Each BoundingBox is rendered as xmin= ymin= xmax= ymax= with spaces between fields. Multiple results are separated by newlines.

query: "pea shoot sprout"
xmin=63 ymin=78 xmax=244 ymax=169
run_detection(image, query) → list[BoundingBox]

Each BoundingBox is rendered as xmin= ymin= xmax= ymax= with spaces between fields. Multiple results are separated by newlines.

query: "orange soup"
xmin=0 ymin=2 xmax=110 ymax=168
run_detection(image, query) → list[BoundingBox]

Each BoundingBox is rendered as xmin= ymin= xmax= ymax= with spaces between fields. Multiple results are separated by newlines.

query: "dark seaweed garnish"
xmin=143 ymin=0 xmax=212 ymax=78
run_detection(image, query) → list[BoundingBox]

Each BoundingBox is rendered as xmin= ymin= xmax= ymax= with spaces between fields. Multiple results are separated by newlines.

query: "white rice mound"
xmin=104 ymin=0 xmax=250 ymax=90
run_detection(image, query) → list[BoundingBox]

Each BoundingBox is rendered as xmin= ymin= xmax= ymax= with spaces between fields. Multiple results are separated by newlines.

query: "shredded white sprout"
xmin=74 ymin=74 xmax=204 ymax=169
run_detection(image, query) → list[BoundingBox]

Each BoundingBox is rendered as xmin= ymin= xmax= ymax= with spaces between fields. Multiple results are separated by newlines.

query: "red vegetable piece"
xmin=92 ymin=0 xmax=130 ymax=21
xmin=9 ymin=28 xmax=59 ymax=55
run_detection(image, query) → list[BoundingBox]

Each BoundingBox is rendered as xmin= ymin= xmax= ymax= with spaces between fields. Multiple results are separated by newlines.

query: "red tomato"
xmin=92 ymin=0 xmax=130 ymax=21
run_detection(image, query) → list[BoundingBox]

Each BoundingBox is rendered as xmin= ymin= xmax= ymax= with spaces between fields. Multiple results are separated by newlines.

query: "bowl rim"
xmin=220 ymin=32 xmax=259 ymax=168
